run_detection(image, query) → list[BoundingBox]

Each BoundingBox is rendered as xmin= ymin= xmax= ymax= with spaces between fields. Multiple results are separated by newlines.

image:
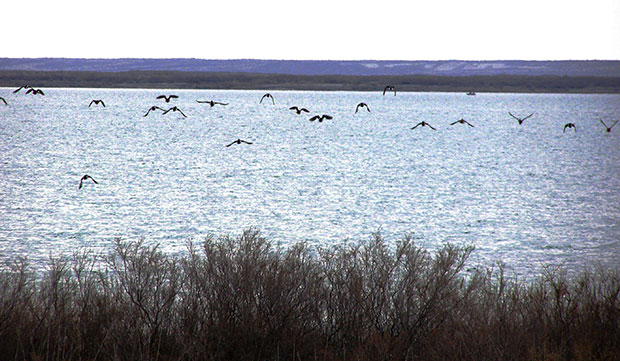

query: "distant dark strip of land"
xmin=1 ymin=70 xmax=620 ymax=93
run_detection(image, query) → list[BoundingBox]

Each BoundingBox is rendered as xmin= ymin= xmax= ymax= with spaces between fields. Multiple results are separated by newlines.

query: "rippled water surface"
xmin=1 ymin=88 xmax=619 ymax=275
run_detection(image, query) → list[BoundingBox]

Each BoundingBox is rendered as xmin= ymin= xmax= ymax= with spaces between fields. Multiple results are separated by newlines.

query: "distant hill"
xmin=1 ymin=58 xmax=620 ymax=77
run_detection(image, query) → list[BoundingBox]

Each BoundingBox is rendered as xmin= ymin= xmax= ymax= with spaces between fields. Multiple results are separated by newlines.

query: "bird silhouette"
xmin=289 ymin=106 xmax=309 ymax=114
xmin=157 ymin=94 xmax=178 ymax=103
xmin=196 ymin=100 xmax=228 ymax=107
xmin=13 ymin=85 xmax=31 ymax=93
xmin=143 ymin=106 xmax=166 ymax=117
xmin=411 ymin=121 xmax=436 ymax=130
xmin=88 ymin=99 xmax=105 ymax=107
xmin=226 ymin=139 xmax=253 ymax=147
xmin=383 ymin=85 xmax=396 ymax=96
xmin=309 ymin=114 xmax=333 ymax=122
xmin=0 ymin=97 xmax=7 ymax=106
xmin=600 ymin=119 xmax=618 ymax=133
xmin=163 ymin=106 xmax=187 ymax=118
xmin=25 ymin=88 xmax=45 ymax=95
xmin=508 ymin=112 xmax=533 ymax=125
xmin=260 ymin=93 xmax=275 ymax=105
xmin=78 ymin=175 xmax=98 ymax=189
xmin=355 ymin=103 xmax=371 ymax=113
xmin=563 ymin=123 xmax=577 ymax=132
xmin=450 ymin=118 xmax=474 ymax=127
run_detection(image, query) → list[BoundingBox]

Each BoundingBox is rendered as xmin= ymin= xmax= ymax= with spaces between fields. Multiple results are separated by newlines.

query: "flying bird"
xmin=309 ymin=114 xmax=333 ymax=122
xmin=600 ymin=119 xmax=619 ymax=133
xmin=355 ymin=103 xmax=371 ymax=113
xmin=163 ymin=106 xmax=187 ymax=118
xmin=450 ymin=118 xmax=474 ymax=127
xmin=143 ymin=106 xmax=166 ymax=117
xmin=89 ymin=99 xmax=105 ymax=107
xmin=78 ymin=175 xmax=98 ymax=189
xmin=0 ymin=97 xmax=7 ymax=105
xmin=411 ymin=121 xmax=436 ymax=130
xmin=260 ymin=93 xmax=275 ymax=105
xmin=563 ymin=123 xmax=577 ymax=132
xmin=25 ymin=88 xmax=45 ymax=95
xmin=289 ymin=106 xmax=309 ymax=114
xmin=157 ymin=94 xmax=178 ymax=103
xmin=196 ymin=100 xmax=228 ymax=107
xmin=508 ymin=112 xmax=533 ymax=125
xmin=383 ymin=85 xmax=396 ymax=96
xmin=13 ymin=85 xmax=31 ymax=93
xmin=226 ymin=139 xmax=253 ymax=147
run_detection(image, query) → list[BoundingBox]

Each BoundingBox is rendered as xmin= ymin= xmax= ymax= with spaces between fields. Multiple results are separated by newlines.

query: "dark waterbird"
xmin=89 ymin=99 xmax=105 ymax=107
xmin=0 ymin=97 xmax=7 ymax=106
xmin=355 ymin=102 xmax=371 ymax=113
xmin=563 ymin=123 xmax=577 ymax=132
xmin=25 ymin=88 xmax=45 ymax=95
xmin=163 ymin=106 xmax=187 ymax=118
xmin=383 ymin=85 xmax=396 ymax=96
xmin=143 ymin=106 xmax=166 ymax=117
xmin=196 ymin=100 xmax=228 ymax=107
xmin=450 ymin=118 xmax=474 ymax=127
xmin=157 ymin=94 xmax=178 ymax=103
xmin=508 ymin=112 xmax=533 ymax=125
xmin=600 ymin=119 xmax=618 ymax=133
xmin=226 ymin=138 xmax=253 ymax=147
xmin=78 ymin=175 xmax=98 ymax=189
xmin=309 ymin=114 xmax=333 ymax=122
xmin=260 ymin=93 xmax=275 ymax=105
xmin=289 ymin=106 xmax=309 ymax=114
xmin=13 ymin=85 xmax=31 ymax=93
xmin=411 ymin=121 xmax=436 ymax=130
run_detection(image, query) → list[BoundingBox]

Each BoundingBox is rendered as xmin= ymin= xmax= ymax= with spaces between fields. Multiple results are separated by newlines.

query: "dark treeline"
xmin=1 ymin=70 xmax=620 ymax=93
xmin=1 ymin=229 xmax=618 ymax=361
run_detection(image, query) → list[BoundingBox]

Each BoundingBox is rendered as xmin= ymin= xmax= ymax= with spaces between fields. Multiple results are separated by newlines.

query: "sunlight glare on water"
xmin=1 ymin=88 xmax=619 ymax=276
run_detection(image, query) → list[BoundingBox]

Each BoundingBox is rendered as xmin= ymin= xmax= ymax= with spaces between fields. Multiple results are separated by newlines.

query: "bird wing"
xmin=383 ymin=87 xmax=388 ymax=95
xmin=355 ymin=104 xmax=360 ymax=113
xmin=156 ymin=95 xmax=166 ymax=100
xmin=610 ymin=120 xmax=619 ymax=129
xmin=143 ymin=109 xmax=151 ymax=117
xmin=101 ymin=100 xmax=105 ymax=107
xmin=522 ymin=113 xmax=533 ymax=120
xmin=196 ymin=100 xmax=208 ymax=103
xmin=411 ymin=122 xmax=421 ymax=130
xmin=428 ymin=123 xmax=437 ymax=130
xmin=13 ymin=86 xmax=23 ymax=93
xmin=38 ymin=89 xmax=45 ymax=95
xmin=226 ymin=141 xmax=235 ymax=147
xmin=290 ymin=106 xmax=299 ymax=111
xmin=260 ymin=94 xmax=267 ymax=103
xmin=178 ymin=109 xmax=187 ymax=117
xmin=170 ymin=95 xmax=179 ymax=99
xmin=215 ymin=102 xmax=228 ymax=105
xmin=162 ymin=108 xmax=172 ymax=114
xmin=0 ymin=98 xmax=7 ymax=105
xmin=26 ymin=88 xmax=34 ymax=94
xmin=508 ymin=112 xmax=520 ymax=121
xmin=600 ymin=119 xmax=608 ymax=128
xmin=323 ymin=115 xmax=333 ymax=120
xmin=450 ymin=121 xmax=458 ymax=125
xmin=465 ymin=121 xmax=474 ymax=127
xmin=90 ymin=177 xmax=99 ymax=184
xmin=241 ymin=140 xmax=253 ymax=144
xmin=89 ymin=100 xmax=95 ymax=107
xmin=300 ymin=108 xmax=309 ymax=113
xmin=366 ymin=105 xmax=371 ymax=112
xmin=79 ymin=179 xmax=83 ymax=189
xmin=309 ymin=116 xmax=318 ymax=121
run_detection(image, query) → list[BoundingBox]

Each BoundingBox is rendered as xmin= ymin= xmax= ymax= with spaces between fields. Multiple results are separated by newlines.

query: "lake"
xmin=1 ymin=88 xmax=619 ymax=276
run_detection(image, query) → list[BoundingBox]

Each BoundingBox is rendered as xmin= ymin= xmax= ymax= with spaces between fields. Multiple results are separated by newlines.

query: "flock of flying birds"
xmin=2 ymin=84 xmax=619 ymax=189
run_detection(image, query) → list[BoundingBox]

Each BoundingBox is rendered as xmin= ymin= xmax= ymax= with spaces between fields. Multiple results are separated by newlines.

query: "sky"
xmin=4 ymin=0 xmax=620 ymax=60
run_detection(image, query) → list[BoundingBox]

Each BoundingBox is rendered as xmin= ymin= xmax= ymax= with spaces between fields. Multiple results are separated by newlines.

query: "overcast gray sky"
xmin=4 ymin=0 xmax=620 ymax=60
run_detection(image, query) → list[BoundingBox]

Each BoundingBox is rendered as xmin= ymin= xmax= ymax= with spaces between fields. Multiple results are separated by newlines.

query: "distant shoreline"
xmin=1 ymin=70 xmax=620 ymax=93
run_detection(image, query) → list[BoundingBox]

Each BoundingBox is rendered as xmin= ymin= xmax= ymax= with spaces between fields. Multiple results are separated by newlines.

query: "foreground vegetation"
xmin=1 ymin=70 xmax=620 ymax=93
xmin=1 ymin=229 xmax=618 ymax=361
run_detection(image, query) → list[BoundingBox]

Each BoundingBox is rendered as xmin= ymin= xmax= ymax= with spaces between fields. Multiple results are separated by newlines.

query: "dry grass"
xmin=1 ymin=229 xmax=618 ymax=360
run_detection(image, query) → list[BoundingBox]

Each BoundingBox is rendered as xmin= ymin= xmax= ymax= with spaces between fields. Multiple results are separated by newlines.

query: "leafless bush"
xmin=0 ymin=229 xmax=618 ymax=361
